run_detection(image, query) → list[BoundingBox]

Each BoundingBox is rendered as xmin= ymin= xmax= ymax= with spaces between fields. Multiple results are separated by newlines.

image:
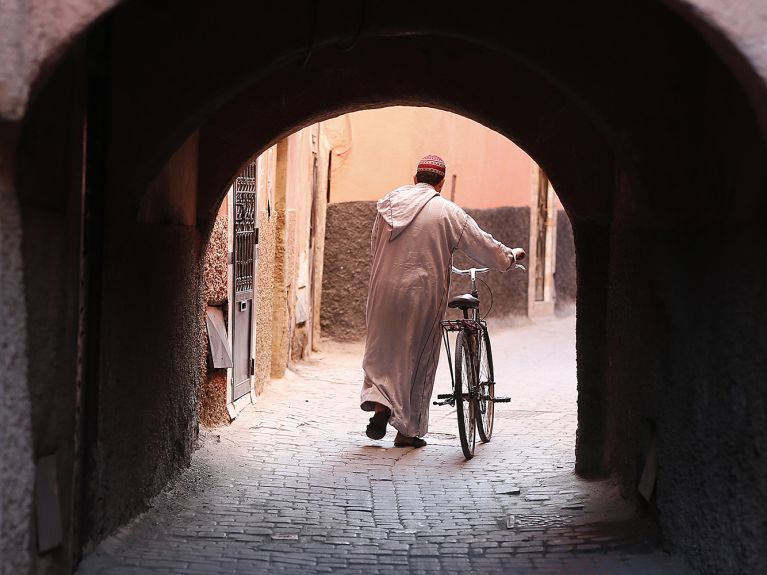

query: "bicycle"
xmin=433 ymin=263 xmax=525 ymax=459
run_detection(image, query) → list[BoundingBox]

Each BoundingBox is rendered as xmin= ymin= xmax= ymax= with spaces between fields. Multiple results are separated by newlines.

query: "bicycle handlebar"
xmin=451 ymin=266 xmax=489 ymax=275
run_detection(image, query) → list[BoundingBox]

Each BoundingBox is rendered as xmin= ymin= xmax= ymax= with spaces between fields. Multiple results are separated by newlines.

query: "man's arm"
xmin=455 ymin=213 xmax=524 ymax=271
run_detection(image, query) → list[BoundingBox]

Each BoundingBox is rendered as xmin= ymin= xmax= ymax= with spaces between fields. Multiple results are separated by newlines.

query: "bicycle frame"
xmin=440 ymin=267 xmax=487 ymax=399
xmin=435 ymin=263 xmax=523 ymax=458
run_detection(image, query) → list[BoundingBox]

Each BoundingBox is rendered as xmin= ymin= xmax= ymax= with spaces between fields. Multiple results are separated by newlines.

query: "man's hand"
xmin=512 ymin=248 xmax=526 ymax=262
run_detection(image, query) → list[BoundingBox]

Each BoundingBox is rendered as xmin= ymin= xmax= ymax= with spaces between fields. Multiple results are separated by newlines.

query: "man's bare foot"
xmin=394 ymin=432 xmax=427 ymax=448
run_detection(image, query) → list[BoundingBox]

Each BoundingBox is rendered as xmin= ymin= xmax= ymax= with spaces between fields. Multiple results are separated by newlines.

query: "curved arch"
xmin=661 ymin=0 xmax=767 ymax=140
xmin=6 ymin=1 xmax=767 ymax=573
xmin=7 ymin=0 xmax=767 ymax=142
xmin=194 ymin=35 xmax=614 ymax=227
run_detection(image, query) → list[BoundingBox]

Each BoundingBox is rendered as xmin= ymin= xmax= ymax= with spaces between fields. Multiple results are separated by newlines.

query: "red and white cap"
xmin=416 ymin=154 xmax=446 ymax=178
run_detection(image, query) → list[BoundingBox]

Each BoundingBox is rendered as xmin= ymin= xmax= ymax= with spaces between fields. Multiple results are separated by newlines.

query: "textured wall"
xmin=449 ymin=207 xmax=530 ymax=319
xmin=320 ymin=201 xmax=376 ymax=342
xmin=604 ymin=164 xmax=767 ymax=572
xmin=270 ymin=140 xmax=289 ymax=378
xmin=13 ymin=48 xmax=87 ymax=574
xmin=254 ymin=208 xmax=276 ymax=394
xmin=0 ymin=0 xmax=116 ymax=119
xmin=82 ymin=128 xmax=204 ymax=545
xmin=555 ymin=209 xmax=576 ymax=312
xmin=5 ymin=3 xmax=767 ymax=574
xmin=87 ymin=222 xmax=202 ymax=543
xmin=198 ymin=204 xmax=229 ymax=427
xmin=0 ymin=135 xmax=33 ymax=575
xmin=321 ymin=202 xmax=533 ymax=342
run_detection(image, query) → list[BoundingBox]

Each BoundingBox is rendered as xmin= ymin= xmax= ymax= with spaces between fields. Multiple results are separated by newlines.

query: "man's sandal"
xmin=394 ymin=435 xmax=427 ymax=448
xmin=365 ymin=409 xmax=391 ymax=440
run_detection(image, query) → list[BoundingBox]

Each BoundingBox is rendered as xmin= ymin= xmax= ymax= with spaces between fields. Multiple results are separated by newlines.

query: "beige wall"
xmin=325 ymin=106 xmax=535 ymax=208
xmin=253 ymin=147 xmax=277 ymax=395
xmin=322 ymin=106 xmax=565 ymax=318
xmin=283 ymin=125 xmax=330 ymax=359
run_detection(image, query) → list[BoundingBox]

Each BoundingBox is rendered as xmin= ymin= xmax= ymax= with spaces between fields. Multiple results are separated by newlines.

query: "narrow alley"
xmin=76 ymin=316 xmax=690 ymax=574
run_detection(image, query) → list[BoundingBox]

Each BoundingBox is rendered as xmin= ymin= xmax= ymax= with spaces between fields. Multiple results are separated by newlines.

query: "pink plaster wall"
xmin=326 ymin=107 xmax=535 ymax=209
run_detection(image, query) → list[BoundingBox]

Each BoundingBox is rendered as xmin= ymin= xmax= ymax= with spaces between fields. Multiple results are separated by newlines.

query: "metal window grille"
xmin=234 ymin=162 xmax=257 ymax=295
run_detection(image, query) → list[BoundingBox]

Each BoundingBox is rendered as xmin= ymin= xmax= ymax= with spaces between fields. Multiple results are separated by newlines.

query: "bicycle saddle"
xmin=448 ymin=293 xmax=479 ymax=310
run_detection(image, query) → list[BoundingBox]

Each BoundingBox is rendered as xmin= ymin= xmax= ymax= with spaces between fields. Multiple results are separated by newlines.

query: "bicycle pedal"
xmin=437 ymin=393 xmax=453 ymax=399
xmin=493 ymin=397 xmax=511 ymax=403
xmin=432 ymin=399 xmax=454 ymax=407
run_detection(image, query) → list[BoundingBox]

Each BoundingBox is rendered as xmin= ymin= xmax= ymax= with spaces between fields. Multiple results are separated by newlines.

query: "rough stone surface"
xmin=76 ymin=316 xmax=692 ymax=575
xmin=271 ymin=208 xmax=290 ymax=378
xmin=202 ymin=206 xmax=228 ymax=307
xmin=199 ymin=205 xmax=230 ymax=427
xmin=554 ymin=210 xmax=576 ymax=313
xmin=0 ymin=0 xmax=116 ymax=119
xmin=254 ymin=207 xmax=276 ymax=395
xmin=12 ymin=46 xmax=92 ymax=573
xmin=4 ymin=3 xmax=767 ymax=574
xmin=320 ymin=201 xmax=377 ymax=342
xmin=198 ymin=370 xmax=228 ymax=429
xmin=87 ymin=222 xmax=203 ymax=544
xmin=321 ymin=203 xmax=535 ymax=342
xmin=0 ymin=147 xmax=33 ymax=575
xmin=449 ymin=206 xmax=531 ymax=320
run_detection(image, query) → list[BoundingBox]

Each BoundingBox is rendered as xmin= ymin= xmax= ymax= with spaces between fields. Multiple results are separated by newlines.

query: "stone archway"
xmin=3 ymin=2 xmax=767 ymax=573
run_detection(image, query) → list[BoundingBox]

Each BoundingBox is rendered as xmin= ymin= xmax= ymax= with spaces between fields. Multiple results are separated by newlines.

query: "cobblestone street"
xmin=77 ymin=315 xmax=691 ymax=574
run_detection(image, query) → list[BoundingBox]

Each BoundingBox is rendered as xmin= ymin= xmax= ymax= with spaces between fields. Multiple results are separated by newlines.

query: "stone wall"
xmin=0 ymin=165 xmax=33 ymax=575
xmin=321 ymin=201 xmax=536 ymax=342
xmin=12 ymin=48 xmax=87 ymax=573
xmin=254 ymin=206 xmax=276 ymax=394
xmin=448 ymin=206 xmax=530 ymax=320
xmin=555 ymin=209 xmax=576 ymax=312
xmin=320 ymin=201 xmax=377 ymax=342
xmin=5 ymin=4 xmax=767 ymax=574
xmin=89 ymin=221 xmax=202 ymax=545
xmin=198 ymin=196 xmax=278 ymax=417
xmin=198 ymin=205 xmax=229 ymax=427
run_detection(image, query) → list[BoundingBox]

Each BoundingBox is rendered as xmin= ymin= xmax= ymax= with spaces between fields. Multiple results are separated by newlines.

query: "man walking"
xmin=361 ymin=155 xmax=525 ymax=447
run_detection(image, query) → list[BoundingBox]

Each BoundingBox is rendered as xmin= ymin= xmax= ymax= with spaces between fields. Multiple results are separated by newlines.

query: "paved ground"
xmin=77 ymin=315 xmax=692 ymax=574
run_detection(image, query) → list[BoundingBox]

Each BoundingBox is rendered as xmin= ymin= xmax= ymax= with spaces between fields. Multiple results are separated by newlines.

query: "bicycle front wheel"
xmin=476 ymin=327 xmax=495 ymax=443
xmin=455 ymin=330 xmax=477 ymax=459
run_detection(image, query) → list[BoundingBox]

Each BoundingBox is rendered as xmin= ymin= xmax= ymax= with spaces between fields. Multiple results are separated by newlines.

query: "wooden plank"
xmin=206 ymin=306 xmax=233 ymax=368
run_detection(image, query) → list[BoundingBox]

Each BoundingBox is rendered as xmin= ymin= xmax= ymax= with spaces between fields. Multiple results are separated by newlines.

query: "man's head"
xmin=414 ymin=155 xmax=446 ymax=192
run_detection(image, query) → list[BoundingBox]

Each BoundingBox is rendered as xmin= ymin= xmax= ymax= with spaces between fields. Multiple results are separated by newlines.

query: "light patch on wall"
xmin=206 ymin=306 xmax=233 ymax=368
xmin=295 ymin=286 xmax=309 ymax=325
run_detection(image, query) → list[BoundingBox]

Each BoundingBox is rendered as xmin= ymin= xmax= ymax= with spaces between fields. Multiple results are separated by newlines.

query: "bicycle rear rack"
xmin=440 ymin=319 xmax=482 ymax=333
xmin=435 ymin=319 xmax=512 ymax=407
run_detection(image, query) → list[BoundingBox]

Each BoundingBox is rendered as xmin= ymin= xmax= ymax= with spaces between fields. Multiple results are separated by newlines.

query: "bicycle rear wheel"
xmin=476 ymin=327 xmax=495 ymax=443
xmin=455 ymin=330 xmax=476 ymax=459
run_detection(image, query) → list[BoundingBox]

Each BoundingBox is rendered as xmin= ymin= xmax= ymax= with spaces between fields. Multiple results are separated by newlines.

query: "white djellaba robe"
xmin=361 ymin=183 xmax=518 ymax=438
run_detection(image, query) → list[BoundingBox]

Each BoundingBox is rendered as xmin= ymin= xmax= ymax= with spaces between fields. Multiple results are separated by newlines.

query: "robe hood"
xmin=377 ymin=183 xmax=440 ymax=240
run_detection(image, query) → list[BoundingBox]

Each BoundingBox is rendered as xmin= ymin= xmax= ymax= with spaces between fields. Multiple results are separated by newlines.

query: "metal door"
xmin=231 ymin=162 xmax=258 ymax=402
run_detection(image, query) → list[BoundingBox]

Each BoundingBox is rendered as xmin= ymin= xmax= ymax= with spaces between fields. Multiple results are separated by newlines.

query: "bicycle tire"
xmin=476 ymin=326 xmax=495 ymax=443
xmin=455 ymin=330 xmax=476 ymax=459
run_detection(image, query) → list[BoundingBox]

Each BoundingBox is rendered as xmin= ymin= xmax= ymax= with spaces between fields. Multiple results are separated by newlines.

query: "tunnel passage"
xmin=6 ymin=1 xmax=767 ymax=573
